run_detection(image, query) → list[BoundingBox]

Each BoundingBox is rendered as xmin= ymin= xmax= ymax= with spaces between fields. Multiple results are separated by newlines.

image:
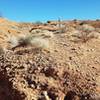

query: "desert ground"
xmin=0 ymin=18 xmax=100 ymax=100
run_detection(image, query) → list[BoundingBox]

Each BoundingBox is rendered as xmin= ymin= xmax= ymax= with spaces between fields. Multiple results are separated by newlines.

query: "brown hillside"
xmin=0 ymin=18 xmax=100 ymax=100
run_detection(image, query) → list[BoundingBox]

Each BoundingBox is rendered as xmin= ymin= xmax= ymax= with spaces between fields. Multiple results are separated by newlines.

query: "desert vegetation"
xmin=7 ymin=31 xmax=52 ymax=51
xmin=72 ymin=24 xmax=98 ymax=43
xmin=0 ymin=18 xmax=100 ymax=100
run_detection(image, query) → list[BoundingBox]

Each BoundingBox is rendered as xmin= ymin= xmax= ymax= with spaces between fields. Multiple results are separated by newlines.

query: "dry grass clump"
xmin=7 ymin=33 xmax=50 ymax=50
xmin=17 ymin=34 xmax=33 ymax=47
xmin=72 ymin=24 xmax=98 ymax=43
xmin=7 ymin=35 xmax=19 ymax=48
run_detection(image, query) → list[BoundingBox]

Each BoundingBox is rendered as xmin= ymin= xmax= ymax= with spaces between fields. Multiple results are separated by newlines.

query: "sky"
xmin=0 ymin=0 xmax=100 ymax=22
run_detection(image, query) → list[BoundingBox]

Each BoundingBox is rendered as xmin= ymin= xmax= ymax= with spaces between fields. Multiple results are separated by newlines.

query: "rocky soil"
xmin=0 ymin=18 xmax=100 ymax=100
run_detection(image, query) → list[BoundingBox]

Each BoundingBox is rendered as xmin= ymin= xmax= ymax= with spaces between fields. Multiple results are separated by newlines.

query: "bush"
xmin=72 ymin=24 xmax=97 ymax=43
xmin=8 ymin=33 xmax=49 ymax=50
xmin=18 ymin=35 xmax=33 ymax=47
xmin=72 ymin=31 xmax=97 ymax=43
xmin=8 ymin=35 xmax=19 ymax=48
xmin=47 ymin=20 xmax=51 ymax=23
xmin=35 ymin=21 xmax=43 ymax=25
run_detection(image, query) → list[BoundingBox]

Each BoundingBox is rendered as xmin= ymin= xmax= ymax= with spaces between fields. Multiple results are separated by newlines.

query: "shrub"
xmin=72 ymin=24 xmax=97 ymax=43
xmin=8 ymin=33 xmax=49 ymax=50
xmin=31 ymin=37 xmax=49 ymax=49
xmin=18 ymin=34 xmax=33 ymax=47
xmin=72 ymin=31 xmax=97 ymax=43
xmin=96 ymin=19 xmax=100 ymax=21
xmin=35 ymin=21 xmax=43 ymax=25
xmin=79 ymin=24 xmax=95 ymax=32
xmin=8 ymin=35 xmax=19 ymax=48
xmin=47 ymin=20 xmax=51 ymax=23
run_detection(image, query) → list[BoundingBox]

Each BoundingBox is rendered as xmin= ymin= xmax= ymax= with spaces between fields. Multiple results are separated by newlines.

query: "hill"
xmin=0 ymin=18 xmax=100 ymax=100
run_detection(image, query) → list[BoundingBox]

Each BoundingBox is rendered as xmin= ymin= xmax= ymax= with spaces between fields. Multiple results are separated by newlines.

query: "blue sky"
xmin=0 ymin=0 xmax=100 ymax=22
